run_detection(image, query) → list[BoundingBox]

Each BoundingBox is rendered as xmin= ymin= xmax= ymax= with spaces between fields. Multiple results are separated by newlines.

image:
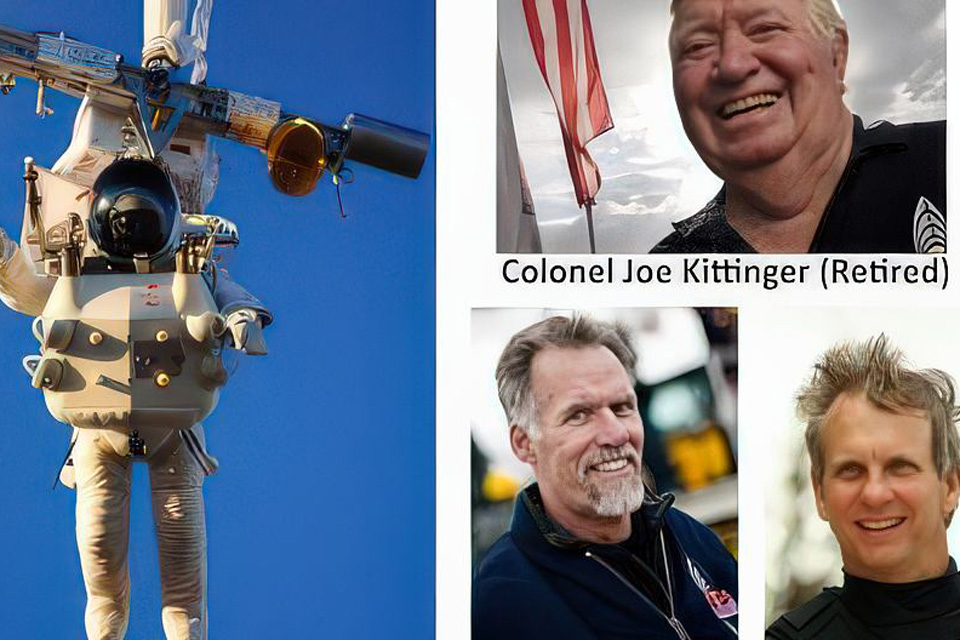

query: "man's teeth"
xmin=592 ymin=458 xmax=628 ymax=472
xmin=859 ymin=518 xmax=905 ymax=530
xmin=721 ymin=93 xmax=779 ymax=118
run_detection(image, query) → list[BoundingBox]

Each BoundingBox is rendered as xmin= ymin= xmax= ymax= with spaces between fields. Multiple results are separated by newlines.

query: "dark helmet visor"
xmin=89 ymin=159 xmax=180 ymax=260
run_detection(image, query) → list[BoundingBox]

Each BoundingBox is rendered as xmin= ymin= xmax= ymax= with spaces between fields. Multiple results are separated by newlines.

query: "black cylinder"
xmin=342 ymin=114 xmax=429 ymax=179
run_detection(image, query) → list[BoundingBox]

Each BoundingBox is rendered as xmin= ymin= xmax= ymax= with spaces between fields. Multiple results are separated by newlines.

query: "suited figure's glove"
xmin=224 ymin=308 xmax=267 ymax=355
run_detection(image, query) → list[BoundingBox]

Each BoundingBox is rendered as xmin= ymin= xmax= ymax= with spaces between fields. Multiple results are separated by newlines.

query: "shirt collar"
xmin=839 ymin=557 xmax=960 ymax=627
xmin=518 ymin=483 xmax=675 ymax=550
xmin=850 ymin=115 xmax=911 ymax=160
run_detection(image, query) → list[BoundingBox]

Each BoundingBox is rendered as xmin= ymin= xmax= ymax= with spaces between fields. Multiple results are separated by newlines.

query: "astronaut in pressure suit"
xmin=0 ymin=153 xmax=269 ymax=640
xmin=0 ymin=0 xmax=276 ymax=634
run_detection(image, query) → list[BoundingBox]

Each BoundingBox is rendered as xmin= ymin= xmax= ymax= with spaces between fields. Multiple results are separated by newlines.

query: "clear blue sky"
xmin=0 ymin=1 xmax=434 ymax=637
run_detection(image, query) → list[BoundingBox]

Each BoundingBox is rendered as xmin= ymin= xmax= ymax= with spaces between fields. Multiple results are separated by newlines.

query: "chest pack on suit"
xmin=18 ymin=154 xmax=260 ymax=468
xmin=34 ymin=267 xmax=228 ymax=482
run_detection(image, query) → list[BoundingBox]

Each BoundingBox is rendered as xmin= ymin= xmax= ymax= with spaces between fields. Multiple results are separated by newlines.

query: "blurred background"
xmin=498 ymin=0 xmax=946 ymax=252
xmin=471 ymin=307 xmax=738 ymax=567
xmin=751 ymin=308 xmax=960 ymax=626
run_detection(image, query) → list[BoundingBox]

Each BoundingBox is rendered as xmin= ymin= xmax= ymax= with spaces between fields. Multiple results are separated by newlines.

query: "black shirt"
xmin=651 ymin=116 xmax=946 ymax=253
xmin=766 ymin=558 xmax=960 ymax=639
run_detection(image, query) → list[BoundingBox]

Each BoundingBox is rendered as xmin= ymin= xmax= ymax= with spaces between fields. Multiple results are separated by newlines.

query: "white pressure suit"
xmin=0 ymin=225 xmax=261 ymax=640
xmin=71 ymin=424 xmax=213 ymax=640
xmin=0 ymin=2 xmax=263 ymax=635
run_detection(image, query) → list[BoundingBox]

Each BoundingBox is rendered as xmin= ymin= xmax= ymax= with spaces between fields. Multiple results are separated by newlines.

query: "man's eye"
xmin=890 ymin=461 xmax=919 ymax=475
xmin=567 ymin=410 xmax=589 ymax=424
xmin=683 ymin=41 xmax=714 ymax=57
xmin=613 ymin=404 xmax=636 ymax=416
xmin=837 ymin=465 xmax=861 ymax=478
xmin=749 ymin=23 xmax=785 ymax=37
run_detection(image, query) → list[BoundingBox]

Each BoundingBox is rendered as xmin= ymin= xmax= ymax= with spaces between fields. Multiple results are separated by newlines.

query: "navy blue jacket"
xmin=473 ymin=485 xmax=738 ymax=639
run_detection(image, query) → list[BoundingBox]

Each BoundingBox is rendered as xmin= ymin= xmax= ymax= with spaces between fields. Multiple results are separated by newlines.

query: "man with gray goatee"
xmin=472 ymin=315 xmax=738 ymax=639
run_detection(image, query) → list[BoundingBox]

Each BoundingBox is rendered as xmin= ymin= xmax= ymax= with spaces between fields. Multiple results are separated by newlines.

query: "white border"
xmin=436 ymin=0 xmax=497 ymax=636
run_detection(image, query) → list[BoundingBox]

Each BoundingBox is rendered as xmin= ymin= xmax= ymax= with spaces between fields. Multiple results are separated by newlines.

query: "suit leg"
xmin=73 ymin=429 xmax=132 ymax=640
xmin=149 ymin=436 xmax=207 ymax=640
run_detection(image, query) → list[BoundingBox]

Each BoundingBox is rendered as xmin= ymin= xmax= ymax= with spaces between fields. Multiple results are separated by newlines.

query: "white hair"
xmin=807 ymin=0 xmax=845 ymax=39
xmin=670 ymin=0 xmax=845 ymax=40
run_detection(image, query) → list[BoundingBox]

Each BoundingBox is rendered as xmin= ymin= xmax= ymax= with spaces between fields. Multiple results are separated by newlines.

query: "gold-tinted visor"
xmin=266 ymin=118 xmax=327 ymax=197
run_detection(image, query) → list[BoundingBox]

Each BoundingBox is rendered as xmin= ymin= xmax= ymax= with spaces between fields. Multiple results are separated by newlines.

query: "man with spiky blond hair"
xmin=767 ymin=336 xmax=960 ymax=639
xmin=654 ymin=0 xmax=945 ymax=254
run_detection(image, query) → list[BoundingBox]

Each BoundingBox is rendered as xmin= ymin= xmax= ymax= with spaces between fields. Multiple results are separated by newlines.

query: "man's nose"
xmin=714 ymin=30 xmax=760 ymax=84
xmin=594 ymin=409 xmax=631 ymax=448
xmin=860 ymin=471 xmax=895 ymax=507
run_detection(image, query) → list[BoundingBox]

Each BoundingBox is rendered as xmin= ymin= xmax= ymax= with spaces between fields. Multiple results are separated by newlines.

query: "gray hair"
xmin=798 ymin=335 xmax=960 ymax=490
xmin=807 ymin=0 xmax=845 ymax=39
xmin=495 ymin=315 xmax=637 ymax=439
xmin=670 ymin=0 xmax=845 ymax=39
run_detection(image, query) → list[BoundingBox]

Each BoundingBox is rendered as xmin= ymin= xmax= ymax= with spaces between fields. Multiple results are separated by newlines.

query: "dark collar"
xmin=515 ymin=483 xmax=674 ymax=550
xmin=848 ymin=115 xmax=911 ymax=160
xmin=839 ymin=557 xmax=960 ymax=627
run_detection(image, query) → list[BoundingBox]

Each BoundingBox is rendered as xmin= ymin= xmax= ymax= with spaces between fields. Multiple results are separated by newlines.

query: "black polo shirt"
xmin=651 ymin=116 xmax=946 ymax=253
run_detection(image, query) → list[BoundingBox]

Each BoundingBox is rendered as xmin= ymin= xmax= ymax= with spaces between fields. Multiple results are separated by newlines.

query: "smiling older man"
xmin=767 ymin=336 xmax=960 ymax=639
xmin=473 ymin=315 xmax=738 ymax=639
xmin=653 ymin=0 xmax=945 ymax=253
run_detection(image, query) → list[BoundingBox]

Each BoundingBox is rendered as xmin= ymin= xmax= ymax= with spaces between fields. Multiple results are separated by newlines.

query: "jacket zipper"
xmin=584 ymin=549 xmax=692 ymax=640
xmin=658 ymin=530 xmax=693 ymax=640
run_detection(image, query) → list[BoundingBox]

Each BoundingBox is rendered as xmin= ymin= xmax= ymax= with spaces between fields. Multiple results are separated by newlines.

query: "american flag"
xmin=522 ymin=0 xmax=613 ymax=208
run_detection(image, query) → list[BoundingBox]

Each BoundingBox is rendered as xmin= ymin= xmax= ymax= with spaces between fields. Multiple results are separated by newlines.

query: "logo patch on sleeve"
xmin=687 ymin=558 xmax=738 ymax=619
xmin=914 ymin=197 xmax=946 ymax=253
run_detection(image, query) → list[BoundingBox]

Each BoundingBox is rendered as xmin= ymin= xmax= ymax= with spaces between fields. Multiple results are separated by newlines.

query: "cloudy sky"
xmin=499 ymin=0 xmax=946 ymax=252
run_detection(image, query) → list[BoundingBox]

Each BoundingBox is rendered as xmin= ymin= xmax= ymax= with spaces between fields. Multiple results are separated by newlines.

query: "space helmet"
xmin=88 ymin=159 xmax=181 ymax=262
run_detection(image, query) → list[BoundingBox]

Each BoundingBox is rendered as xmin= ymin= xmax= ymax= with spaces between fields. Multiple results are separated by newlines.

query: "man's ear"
xmin=812 ymin=469 xmax=829 ymax=521
xmin=942 ymin=469 xmax=960 ymax=522
xmin=510 ymin=425 xmax=536 ymax=465
xmin=832 ymin=24 xmax=850 ymax=84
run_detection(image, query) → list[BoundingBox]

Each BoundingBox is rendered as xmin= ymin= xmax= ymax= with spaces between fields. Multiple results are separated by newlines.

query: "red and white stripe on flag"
xmin=522 ymin=0 xmax=613 ymax=208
